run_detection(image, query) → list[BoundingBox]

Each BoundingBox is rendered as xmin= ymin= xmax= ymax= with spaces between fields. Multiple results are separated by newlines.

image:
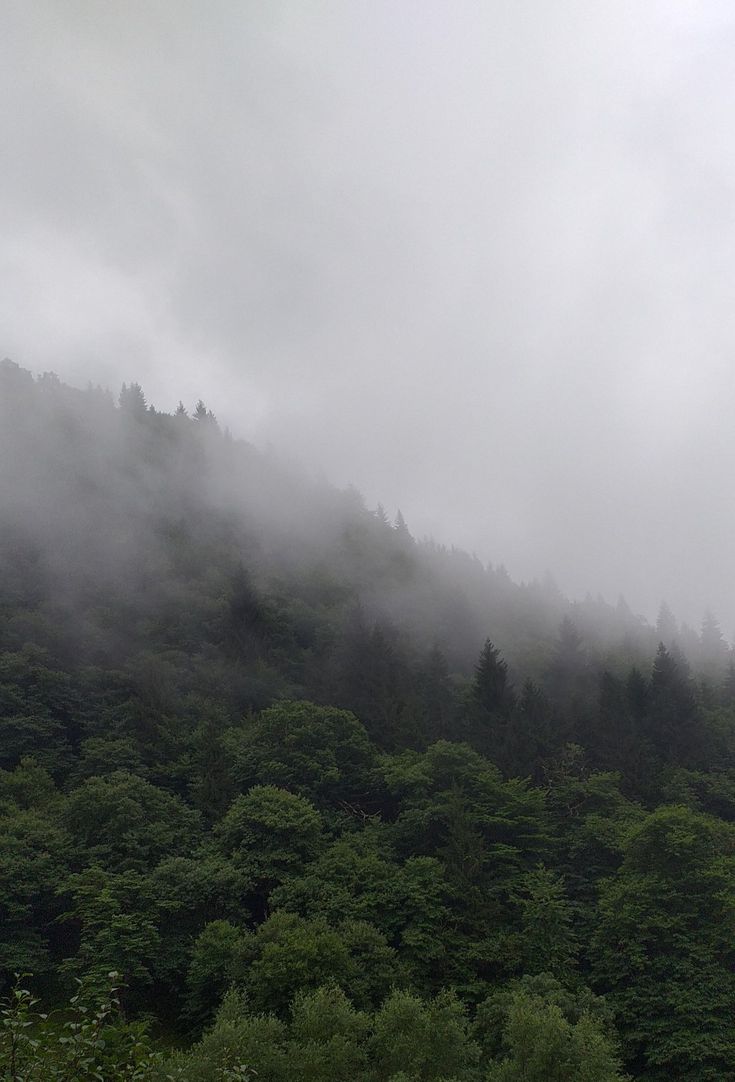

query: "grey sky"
xmin=2 ymin=1 xmax=735 ymax=633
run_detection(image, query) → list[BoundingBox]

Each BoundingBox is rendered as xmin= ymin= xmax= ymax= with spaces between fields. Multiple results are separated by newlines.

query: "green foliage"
xmin=0 ymin=757 xmax=57 ymax=813
xmin=7 ymin=364 xmax=735 ymax=1080
xmin=248 ymin=911 xmax=397 ymax=1015
xmin=0 ymin=973 xmax=164 ymax=1080
xmin=0 ymin=648 xmax=76 ymax=776
xmin=215 ymin=786 xmax=324 ymax=905
xmin=474 ymin=640 xmax=514 ymax=715
xmin=517 ymin=866 xmax=576 ymax=978
xmin=229 ymin=699 xmax=377 ymax=807
xmin=62 ymin=771 xmax=202 ymax=873
xmin=369 ymin=988 xmax=479 ymax=1081
xmin=166 ymin=985 xmax=479 ymax=1082
xmin=185 ymin=921 xmax=249 ymax=1028
xmin=0 ymin=809 xmax=72 ymax=979
xmin=150 ymin=853 xmax=250 ymax=1002
xmin=286 ymin=985 xmax=369 ymax=1081
xmin=484 ymin=989 xmax=627 ymax=1081
xmin=271 ymin=828 xmax=453 ymax=985
xmin=58 ymin=868 xmax=160 ymax=995
xmin=474 ymin=973 xmax=616 ymax=1061
xmin=383 ymin=740 xmax=548 ymax=906
xmin=592 ymin=804 xmax=735 ymax=1079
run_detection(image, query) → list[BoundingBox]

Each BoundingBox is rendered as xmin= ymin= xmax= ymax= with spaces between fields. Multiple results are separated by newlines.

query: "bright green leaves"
xmin=0 ymin=973 xmax=164 ymax=1081
xmin=167 ymin=984 xmax=478 ymax=1082
xmin=484 ymin=989 xmax=627 ymax=1082
xmin=186 ymin=911 xmax=399 ymax=1023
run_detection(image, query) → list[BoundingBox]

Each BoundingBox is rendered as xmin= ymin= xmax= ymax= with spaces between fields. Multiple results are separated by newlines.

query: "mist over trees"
xmin=2 ymin=360 xmax=735 ymax=1079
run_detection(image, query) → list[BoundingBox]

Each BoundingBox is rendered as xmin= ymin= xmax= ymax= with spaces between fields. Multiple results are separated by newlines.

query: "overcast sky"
xmin=2 ymin=1 xmax=735 ymax=632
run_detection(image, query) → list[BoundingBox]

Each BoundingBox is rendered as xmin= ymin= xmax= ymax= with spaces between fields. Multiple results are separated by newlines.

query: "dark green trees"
xmin=6 ymin=362 xmax=735 ymax=1081
xmin=648 ymin=643 xmax=699 ymax=765
xmin=229 ymin=700 xmax=376 ymax=808
xmin=474 ymin=639 xmax=515 ymax=716
xmin=215 ymin=785 xmax=324 ymax=911
xmin=467 ymin=639 xmax=516 ymax=757
xmin=593 ymin=804 xmax=735 ymax=1080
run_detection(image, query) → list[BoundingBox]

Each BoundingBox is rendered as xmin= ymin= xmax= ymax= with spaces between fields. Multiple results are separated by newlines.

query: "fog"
xmin=2 ymin=1 xmax=735 ymax=633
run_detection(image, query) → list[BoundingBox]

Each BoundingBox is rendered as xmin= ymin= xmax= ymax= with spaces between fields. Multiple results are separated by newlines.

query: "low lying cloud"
xmin=2 ymin=0 xmax=735 ymax=631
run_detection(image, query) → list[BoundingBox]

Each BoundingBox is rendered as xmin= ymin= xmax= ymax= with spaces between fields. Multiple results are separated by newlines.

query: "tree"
xmin=0 ymin=757 xmax=57 ymax=813
xmin=656 ymin=601 xmax=678 ymax=645
xmin=185 ymin=920 xmax=249 ymax=1027
xmin=474 ymin=640 xmax=514 ymax=716
xmin=503 ymin=680 xmax=555 ymax=781
xmin=188 ymin=709 xmax=236 ymax=822
xmin=58 ymin=867 xmax=161 ymax=1002
xmin=336 ymin=619 xmax=412 ymax=748
xmin=417 ymin=646 xmax=457 ymax=744
xmin=118 ymin=381 xmax=147 ymax=416
xmin=369 ymin=988 xmax=479 ymax=1081
xmin=700 ymin=611 xmax=729 ymax=683
xmin=165 ymin=989 xmax=289 ymax=1081
xmin=230 ymin=912 xmax=357 ymax=1016
xmin=393 ymin=509 xmax=414 ymax=542
xmin=0 ymin=809 xmax=72 ymax=980
xmin=645 ymin=643 xmax=701 ymax=770
xmin=484 ymin=990 xmax=626 ymax=1082
xmin=286 ymin=985 xmax=369 ymax=1082
xmin=381 ymin=740 xmax=548 ymax=992
xmin=229 ymin=700 xmax=376 ymax=808
xmin=0 ymin=973 xmax=165 ymax=1080
xmin=466 ymin=640 xmax=516 ymax=757
xmin=592 ymin=804 xmax=735 ymax=1080
xmin=215 ymin=786 xmax=324 ymax=910
xmin=517 ymin=866 xmax=576 ymax=979
xmin=61 ymin=770 xmax=202 ymax=873
xmin=194 ymin=399 xmax=218 ymax=426
xmin=272 ymin=830 xmax=454 ymax=991
xmin=546 ymin=617 xmax=592 ymax=721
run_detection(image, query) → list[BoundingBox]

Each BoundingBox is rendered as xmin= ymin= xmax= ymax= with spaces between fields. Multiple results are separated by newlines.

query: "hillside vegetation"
xmin=2 ymin=359 xmax=735 ymax=1080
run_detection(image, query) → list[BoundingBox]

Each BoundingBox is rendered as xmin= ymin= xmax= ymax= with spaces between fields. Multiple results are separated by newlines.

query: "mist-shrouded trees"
xmin=5 ymin=363 xmax=735 ymax=1080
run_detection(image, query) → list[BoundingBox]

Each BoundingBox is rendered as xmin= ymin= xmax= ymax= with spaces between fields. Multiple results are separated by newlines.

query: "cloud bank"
xmin=2 ymin=0 xmax=735 ymax=631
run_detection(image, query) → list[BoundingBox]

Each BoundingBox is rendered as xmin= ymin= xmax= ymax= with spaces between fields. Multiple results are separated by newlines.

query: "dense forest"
xmin=2 ymin=358 xmax=735 ymax=1080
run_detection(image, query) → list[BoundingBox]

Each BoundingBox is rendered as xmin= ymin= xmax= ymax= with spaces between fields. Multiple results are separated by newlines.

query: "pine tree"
xmin=419 ymin=646 xmax=457 ymax=743
xmin=118 ymin=381 xmax=147 ymax=416
xmin=646 ymin=642 xmax=701 ymax=769
xmin=503 ymin=680 xmax=555 ymax=782
xmin=656 ymin=600 xmax=678 ymax=645
xmin=474 ymin=640 xmax=514 ymax=716
xmin=394 ymin=509 xmax=414 ymax=542
xmin=700 ymin=610 xmax=729 ymax=682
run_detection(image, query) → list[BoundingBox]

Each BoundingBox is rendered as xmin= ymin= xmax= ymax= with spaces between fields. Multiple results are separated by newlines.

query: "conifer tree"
xmin=474 ymin=640 xmax=514 ymax=716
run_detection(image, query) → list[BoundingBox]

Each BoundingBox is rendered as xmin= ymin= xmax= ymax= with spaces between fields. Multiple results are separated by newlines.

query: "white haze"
xmin=2 ymin=1 xmax=735 ymax=634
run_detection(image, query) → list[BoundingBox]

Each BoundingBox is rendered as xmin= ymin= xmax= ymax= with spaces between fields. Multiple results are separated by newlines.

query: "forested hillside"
xmin=2 ymin=359 xmax=735 ymax=1080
